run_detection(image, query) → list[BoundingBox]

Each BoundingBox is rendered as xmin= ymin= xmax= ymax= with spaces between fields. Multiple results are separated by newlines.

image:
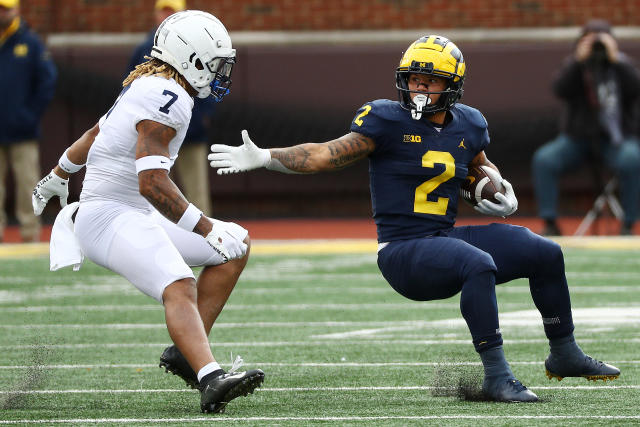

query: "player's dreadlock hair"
xmin=122 ymin=56 xmax=192 ymax=93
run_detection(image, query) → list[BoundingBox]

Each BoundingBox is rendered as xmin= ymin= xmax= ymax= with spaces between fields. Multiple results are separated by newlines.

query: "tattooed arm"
xmin=136 ymin=120 xmax=212 ymax=236
xmin=270 ymin=132 xmax=375 ymax=173
xmin=209 ymin=130 xmax=376 ymax=175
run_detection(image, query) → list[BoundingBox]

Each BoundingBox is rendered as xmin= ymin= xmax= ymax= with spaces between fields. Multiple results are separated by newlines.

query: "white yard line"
xmin=313 ymin=307 xmax=640 ymax=339
xmin=1 ymin=360 xmax=639 ymax=369
xmin=0 ymin=320 xmax=459 ymax=329
xmin=1 ymin=385 xmax=639 ymax=395
xmin=0 ymin=283 xmax=638 ymax=306
xmin=2 ymin=297 xmax=639 ymax=313
xmin=2 ymin=338 xmax=640 ymax=350
xmin=2 ymin=307 xmax=640 ymax=332
xmin=2 ymin=415 xmax=640 ymax=424
xmin=0 ymin=302 xmax=463 ymax=312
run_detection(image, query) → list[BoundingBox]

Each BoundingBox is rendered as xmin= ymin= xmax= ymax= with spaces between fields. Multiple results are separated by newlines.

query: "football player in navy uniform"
xmin=209 ymin=35 xmax=620 ymax=402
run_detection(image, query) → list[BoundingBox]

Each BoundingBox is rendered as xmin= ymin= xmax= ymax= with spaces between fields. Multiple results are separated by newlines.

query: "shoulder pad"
xmin=366 ymin=99 xmax=407 ymax=122
xmin=453 ymin=104 xmax=488 ymax=129
xmin=130 ymin=76 xmax=193 ymax=130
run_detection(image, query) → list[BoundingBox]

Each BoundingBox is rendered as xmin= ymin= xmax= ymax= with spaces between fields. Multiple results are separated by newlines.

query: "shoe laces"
xmin=508 ymin=379 xmax=527 ymax=392
xmin=584 ymin=355 xmax=604 ymax=367
xmin=229 ymin=353 xmax=244 ymax=373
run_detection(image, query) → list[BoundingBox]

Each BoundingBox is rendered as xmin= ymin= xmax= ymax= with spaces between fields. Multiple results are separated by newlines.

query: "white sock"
xmin=197 ymin=361 xmax=222 ymax=382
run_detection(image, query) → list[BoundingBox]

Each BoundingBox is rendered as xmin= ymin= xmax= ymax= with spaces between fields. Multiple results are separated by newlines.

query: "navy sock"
xmin=549 ymin=334 xmax=585 ymax=359
xmin=527 ymin=237 xmax=576 ymax=339
xmin=541 ymin=312 xmax=575 ymax=340
xmin=479 ymin=345 xmax=514 ymax=379
xmin=460 ymin=271 xmax=503 ymax=352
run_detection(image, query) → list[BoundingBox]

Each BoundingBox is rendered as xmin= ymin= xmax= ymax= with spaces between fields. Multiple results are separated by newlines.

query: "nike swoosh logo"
xmin=465 ymin=176 xmax=475 ymax=184
xmin=223 ymin=372 xmax=245 ymax=379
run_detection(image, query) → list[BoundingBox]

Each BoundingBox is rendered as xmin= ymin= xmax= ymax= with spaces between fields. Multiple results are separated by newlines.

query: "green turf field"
xmin=0 ymin=243 xmax=639 ymax=425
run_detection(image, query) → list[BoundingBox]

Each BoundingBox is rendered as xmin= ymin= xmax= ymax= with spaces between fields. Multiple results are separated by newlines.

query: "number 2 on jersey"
xmin=354 ymin=105 xmax=372 ymax=126
xmin=414 ymin=151 xmax=455 ymax=215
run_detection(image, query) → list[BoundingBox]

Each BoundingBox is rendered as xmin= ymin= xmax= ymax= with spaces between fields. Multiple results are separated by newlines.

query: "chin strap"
xmin=196 ymin=85 xmax=212 ymax=99
xmin=411 ymin=94 xmax=431 ymax=120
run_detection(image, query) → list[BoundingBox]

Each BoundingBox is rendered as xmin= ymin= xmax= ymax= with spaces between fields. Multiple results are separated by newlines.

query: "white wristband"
xmin=58 ymin=148 xmax=85 ymax=173
xmin=135 ymin=155 xmax=171 ymax=174
xmin=177 ymin=203 xmax=203 ymax=231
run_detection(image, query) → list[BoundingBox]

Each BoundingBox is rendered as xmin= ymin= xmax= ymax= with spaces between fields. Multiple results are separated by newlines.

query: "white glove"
xmin=32 ymin=170 xmax=69 ymax=216
xmin=204 ymin=219 xmax=248 ymax=263
xmin=209 ymin=129 xmax=270 ymax=175
xmin=473 ymin=179 xmax=518 ymax=217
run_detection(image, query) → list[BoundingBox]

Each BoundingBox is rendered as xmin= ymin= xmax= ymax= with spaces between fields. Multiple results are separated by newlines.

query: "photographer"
xmin=532 ymin=19 xmax=640 ymax=235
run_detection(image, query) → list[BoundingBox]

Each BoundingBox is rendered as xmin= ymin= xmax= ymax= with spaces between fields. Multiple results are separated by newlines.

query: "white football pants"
xmin=74 ymin=200 xmax=248 ymax=302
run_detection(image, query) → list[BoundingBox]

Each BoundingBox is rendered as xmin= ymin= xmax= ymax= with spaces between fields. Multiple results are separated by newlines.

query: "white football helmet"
xmin=151 ymin=10 xmax=235 ymax=100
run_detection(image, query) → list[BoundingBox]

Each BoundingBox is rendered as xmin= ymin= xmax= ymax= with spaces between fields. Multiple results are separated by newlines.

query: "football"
xmin=459 ymin=165 xmax=506 ymax=206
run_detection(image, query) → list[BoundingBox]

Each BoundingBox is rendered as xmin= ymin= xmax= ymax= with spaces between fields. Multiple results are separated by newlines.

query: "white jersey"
xmin=80 ymin=76 xmax=193 ymax=210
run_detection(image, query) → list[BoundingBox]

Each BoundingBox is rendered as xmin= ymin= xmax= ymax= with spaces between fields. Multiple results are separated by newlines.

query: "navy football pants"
xmin=377 ymin=223 xmax=574 ymax=352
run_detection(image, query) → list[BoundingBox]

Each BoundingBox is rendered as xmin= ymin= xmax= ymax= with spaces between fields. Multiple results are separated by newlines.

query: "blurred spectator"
xmin=532 ymin=19 xmax=640 ymax=236
xmin=126 ymin=0 xmax=215 ymax=216
xmin=0 ymin=0 xmax=57 ymax=242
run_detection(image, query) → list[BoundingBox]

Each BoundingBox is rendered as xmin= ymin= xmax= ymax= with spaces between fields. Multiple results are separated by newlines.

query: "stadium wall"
xmin=13 ymin=1 xmax=640 ymax=221
xmin=34 ymin=38 xmax=640 ymax=221
xmin=20 ymin=0 xmax=640 ymax=34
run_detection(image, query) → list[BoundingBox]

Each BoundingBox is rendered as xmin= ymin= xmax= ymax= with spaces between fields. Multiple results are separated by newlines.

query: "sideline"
xmin=1 ymin=237 xmax=640 ymax=259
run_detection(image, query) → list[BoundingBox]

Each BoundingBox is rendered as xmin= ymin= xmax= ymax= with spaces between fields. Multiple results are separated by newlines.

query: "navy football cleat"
xmin=482 ymin=377 xmax=539 ymax=402
xmin=200 ymin=369 xmax=265 ymax=414
xmin=545 ymin=354 xmax=620 ymax=382
xmin=159 ymin=345 xmax=198 ymax=389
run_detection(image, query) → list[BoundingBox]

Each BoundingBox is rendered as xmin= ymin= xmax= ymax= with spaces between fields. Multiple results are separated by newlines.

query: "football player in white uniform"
xmin=32 ymin=10 xmax=263 ymax=414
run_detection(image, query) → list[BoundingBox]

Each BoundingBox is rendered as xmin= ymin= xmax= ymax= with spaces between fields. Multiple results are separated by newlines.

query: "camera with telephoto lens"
xmin=589 ymin=35 xmax=608 ymax=63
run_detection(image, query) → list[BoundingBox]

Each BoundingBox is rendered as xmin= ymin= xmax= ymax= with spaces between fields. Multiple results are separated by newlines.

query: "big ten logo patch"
xmin=403 ymin=134 xmax=422 ymax=143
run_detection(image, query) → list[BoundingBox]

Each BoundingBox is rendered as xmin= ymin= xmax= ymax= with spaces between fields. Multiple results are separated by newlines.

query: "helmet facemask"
xmin=199 ymin=56 xmax=235 ymax=101
xmin=396 ymin=66 xmax=464 ymax=119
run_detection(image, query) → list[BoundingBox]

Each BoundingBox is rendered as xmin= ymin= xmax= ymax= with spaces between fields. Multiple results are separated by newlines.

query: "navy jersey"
xmin=0 ymin=20 xmax=57 ymax=144
xmin=349 ymin=99 xmax=490 ymax=242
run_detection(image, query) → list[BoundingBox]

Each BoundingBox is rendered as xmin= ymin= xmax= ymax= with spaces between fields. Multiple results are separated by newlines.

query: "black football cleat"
xmin=482 ymin=377 xmax=539 ymax=403
xmin=545 ymin=354 xmax=620 ymax=382
xmin=200 ymin=369 xmax=265 ymax=414
xmin=159 ymin=345 xmax=199 ymax=389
